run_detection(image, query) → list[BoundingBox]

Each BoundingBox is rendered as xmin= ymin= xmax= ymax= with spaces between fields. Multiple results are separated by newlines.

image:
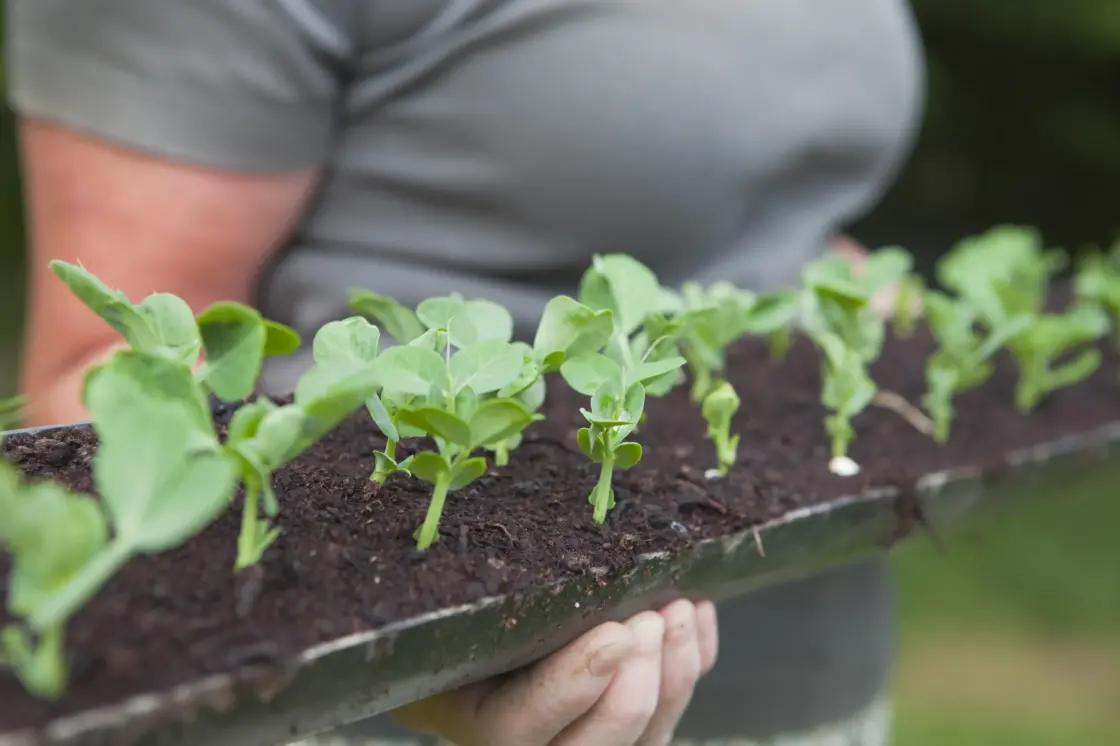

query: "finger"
xmin=695 ymin=600 xmax=719 ymax=675
xmin=552 ymin=611 xmax=666 ymax=746
xmin=635 ymin=600 xmax=702 ymax=746
xmin=467 ymin=620 xmax=636 ymax=746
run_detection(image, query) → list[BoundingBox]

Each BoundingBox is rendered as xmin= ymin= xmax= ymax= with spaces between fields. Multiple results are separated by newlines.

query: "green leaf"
xmin=462 ymin=299 xmax=514 ymax=344
xmin=497 ymin=352 xmax=540 ymax=399
xmin=450 ymin=340 xmax=524 ymax=395
xmin=416 ymin=295 xmax=505 ymax=348
xmin=371 ymin=451 xmax=410 ymax=484
xmin=628 ymin=355 xmax=686 ymax=387
xmin=82 ymin=350 xmax=214 ymax=439
xmin=613 ymin=442 xmax=643 ymax=470
xmin=580 ymin=411 xmax=635 ymax=428
xmin=397 ymin=407 xmax=472 ymax=446
xmin=408 ymin=327 xmax=448 ymax=353
xmin=365 ymin=393 xmax=399 ymax=442
xmin=226 ymin=398 xmax=276 ymax=447
xmin=49 ymin=260 xmax=157 ymax=348
xmin=348 ymin=288 xmax=426 ymax=343
xmin=576 ymin=427 xmax=596 ymax=460
xmin=515 ymin=375 xmax=547 ymax=412
xmin=293 ymin=366 xmax=381 ymax=456
xmin=2 ymin=480 xmax=108 ymax=616
xmin=196 ymin=302 xmax=268 ymax=402
xmin=416 ymin=296 xmax=461 ymax=332
xmin=263 ymin=320 xmax=302 ymax=357
xmin=468 ymin=399 xmax=537 ymax=448
xmin=407 ymin=452 xmax=449 ymax=484
xmin=533 ymin=295 xmax=614 ymax=370
xmin=372 ymin=345 xmax=450 ymax=396
xmin=924 ymin=358 xmax=961 ymax=444
xmin=701 ymin=380 xmax=740 ymax=429
xmin=244 ymin=405 xmax=307 ymax=471
xmin=740 ymin=290 xmax=800 ymax=334
xmin=448 ymin=457 xmax=488 ymax=490
xmin=137 ymin=293 xmax=202 ymax=366
xmin=623 ymin=382 xmax=647 ymax=424
xmin=802 ymin=255 xmax=868 ymax=307
xmin=578 ymin=254 xmax=664 ymax=335
xmin=85 ymin=368 xmax=239 ymax=552
xmin=312 ymin=316 xmax=382 ymax=367
xmin=858 ymin=246 xmax=913 ymax=294
xmin=560 ymin=353 xmax=624 ymax=396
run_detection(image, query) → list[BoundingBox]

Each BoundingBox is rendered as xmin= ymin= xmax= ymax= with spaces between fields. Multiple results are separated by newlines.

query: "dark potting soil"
xmin=3 ymin=320 xmax=1120 ymax=730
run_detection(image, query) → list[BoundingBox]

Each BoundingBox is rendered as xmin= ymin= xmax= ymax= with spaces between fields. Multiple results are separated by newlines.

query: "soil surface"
xmin=3 ymin=318 xmax=1120 ymax=731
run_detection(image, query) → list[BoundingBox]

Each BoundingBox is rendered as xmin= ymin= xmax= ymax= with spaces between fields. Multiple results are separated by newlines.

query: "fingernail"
xmin=587 ymin=641 xmax=631 ymax=677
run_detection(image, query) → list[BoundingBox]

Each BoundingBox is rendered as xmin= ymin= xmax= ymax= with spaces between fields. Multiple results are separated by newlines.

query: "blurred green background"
xmin=1 ymin=2 xmax=1118 ymax=744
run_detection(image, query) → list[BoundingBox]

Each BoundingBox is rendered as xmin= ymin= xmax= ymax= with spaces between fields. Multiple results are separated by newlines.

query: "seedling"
xmin=224 ymin=317 xmax=383 ymax=568
xmin=798 ymin=248 xmax=923 ymax=468
xmin=2 ymin=350 xmax=242 ymax=696
xmin=657 ymin=282 xmax=797 ymax=475
xmin=577 ymin=254 xmax=686 ymax=396
xmin=816 ymin=332 xmax=877 ymax=474
xmin=558 ymin=354 xmax=651 ymax=523
xmin=891 ymin=274 xmax=926 ymax=339
xmin=1009 ymin=305 xmax=1109 ymax=413
xmin=0 ymin=463 xmax=106 ymax=699
xmin=50 ymin=260 xmax=301 ymax=402
xmin=1074 ymin=240 xmax=1120 ymax=349
xmin=800 ymin=247 xmax=913 ymax=361
xmin=365 ymin=296 xmax=546 ymax=549
xmin=701 ymin=381 xmax=740 ymax=478
xmin=937 ymin=226 xmax=1110 ymax=411
xmin=667 ymin=282 xmax=800 ymax=403
xmin=921 ymin=291 xmax=1030 ymax=442
xmin=563 ymin=255 xmax=687 ymax=519
xmin=936 ymin=225 xmax=1065 ymax=330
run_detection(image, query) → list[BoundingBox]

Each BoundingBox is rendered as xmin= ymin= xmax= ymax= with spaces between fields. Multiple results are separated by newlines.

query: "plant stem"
xmin=591 ymin=453 xmax=616 ymax=524
xmin=416 ymin=472 xmax=452 ymax=550
xmin=769 ymin=326 xmax=792 ymax=362
xmin=610 ymin=332 xmax=635 ymax=374
xmin=27 ymin=540 xmax=131 ymax=631
xmin=235 ymin=484 xmax=261 ymax=570
xmin=494 ymin=443 xmax=510 ymax=467
xmin=681 ymin=346 xmax=709 ymax=403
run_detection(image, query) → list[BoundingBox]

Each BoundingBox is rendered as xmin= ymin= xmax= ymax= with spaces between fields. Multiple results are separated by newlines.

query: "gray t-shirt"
xmin=7 ymin=0 xmax=925 ymax=740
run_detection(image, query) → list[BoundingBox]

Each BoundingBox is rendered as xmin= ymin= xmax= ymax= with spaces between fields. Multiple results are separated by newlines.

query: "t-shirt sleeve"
xmin=5 ymin=0 xmax=348 ymax=172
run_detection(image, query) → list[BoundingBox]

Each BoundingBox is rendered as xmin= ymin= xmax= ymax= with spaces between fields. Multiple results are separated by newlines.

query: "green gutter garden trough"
xmin=2 ymin=225 xmax=1120 ymax=746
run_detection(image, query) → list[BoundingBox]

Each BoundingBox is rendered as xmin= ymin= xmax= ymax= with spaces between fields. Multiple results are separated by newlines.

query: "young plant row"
xmin=0 ymin=261 xmax=386 ymax=699
xmin=3 ymin=225 xmax=1119 ymax=701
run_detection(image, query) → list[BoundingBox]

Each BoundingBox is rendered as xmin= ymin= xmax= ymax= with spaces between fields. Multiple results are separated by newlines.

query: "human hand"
xmin=392 ymin=599 xmax=719 ymax=746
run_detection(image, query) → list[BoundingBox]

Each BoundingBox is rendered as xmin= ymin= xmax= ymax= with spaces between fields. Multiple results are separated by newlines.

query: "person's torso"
xmin=258 ymin=0 xmax=924 ymax=383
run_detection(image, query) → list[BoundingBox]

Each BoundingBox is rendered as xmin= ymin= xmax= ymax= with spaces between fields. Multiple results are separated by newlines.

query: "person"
xmin=6 ymin=0 xmax=926 ymax=744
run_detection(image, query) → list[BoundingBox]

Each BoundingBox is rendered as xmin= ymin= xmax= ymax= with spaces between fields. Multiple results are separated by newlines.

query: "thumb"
xmin=396 ymin=621 xmax=636 ymax=746
xmin=476 ymin=621 xmax=636 ymax=745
